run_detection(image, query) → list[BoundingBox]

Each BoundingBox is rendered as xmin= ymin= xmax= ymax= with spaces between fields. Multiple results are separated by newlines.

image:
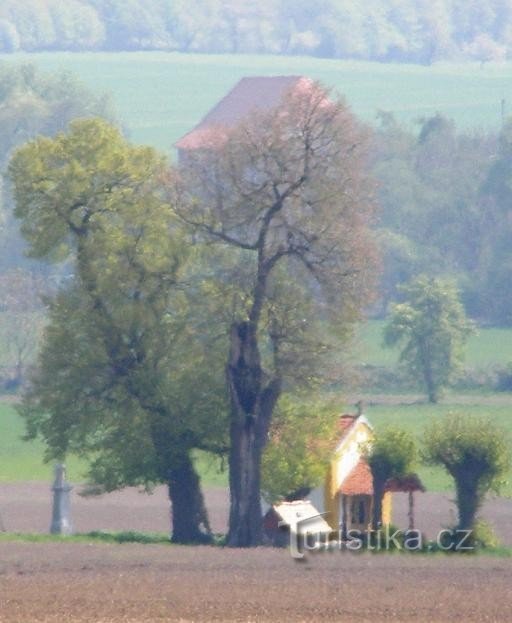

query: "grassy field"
xmin=0 ymin=401 xmax=84 ymax=482
xmin=1 ymin=52 xmax=512 ymax=154
xmin=2 ymin=397 xmax=511 ymax=495
xmin=355 ymin=320 xmax=512 ymax=368
xmin=367 ymin=402 xmax=512 ymax=495
xmin=0 ymin=401 xmax=226 ymax=486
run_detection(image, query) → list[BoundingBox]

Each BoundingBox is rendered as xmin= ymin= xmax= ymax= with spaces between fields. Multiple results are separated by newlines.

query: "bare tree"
xmin=179 ymin=80 xmax=378 ymax=546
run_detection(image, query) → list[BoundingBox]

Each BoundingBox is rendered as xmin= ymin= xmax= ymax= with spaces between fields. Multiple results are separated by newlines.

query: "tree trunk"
xmin=168 ymin=452 xmax=212 ymax=544
xmin=423 ymin=359 xmax=437 ymax=403
xmin=371 ymin=481 xmax=385 ymax=531
xmin=419 ymin=338 xmax=438 ymax=403
xmin=455 ymin=480 xmax=480 ymax=533
xmin=226 ymin=321 xmax=281 ymax=547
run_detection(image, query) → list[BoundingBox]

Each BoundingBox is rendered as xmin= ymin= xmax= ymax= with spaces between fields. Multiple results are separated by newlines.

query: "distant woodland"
xmin=2 ymin=0 xmax=512 ymax=63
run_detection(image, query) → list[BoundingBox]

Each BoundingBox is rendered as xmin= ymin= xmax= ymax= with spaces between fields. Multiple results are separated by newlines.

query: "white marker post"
xmin=50 ymin=464 xmax=73 ymax=535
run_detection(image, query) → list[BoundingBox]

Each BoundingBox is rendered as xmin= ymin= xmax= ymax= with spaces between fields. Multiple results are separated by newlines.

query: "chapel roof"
xmin=175 ymin=75 xmax=310 ymax=150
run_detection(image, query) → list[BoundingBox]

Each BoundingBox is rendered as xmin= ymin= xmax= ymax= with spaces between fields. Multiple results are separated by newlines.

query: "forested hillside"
xmin=374 ymin=112 xmax=512 ymax=326
xmin=2 ymin=0 xmax=512 ymax=63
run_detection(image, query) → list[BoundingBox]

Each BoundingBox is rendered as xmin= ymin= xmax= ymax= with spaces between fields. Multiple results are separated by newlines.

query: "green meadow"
xmin=355 ymin=321 xmax=512 ymax=368
xmin=2 ymin=52 xmax=512 ymax=154
xmin=1 ymin=397 xmax=511 ymax=494
xmin=0 ymin=401 xmax=84 ymax=482
xmin=0 ymin=401 xmax=226 ymax=486
xmin=368 ymin=402 xmax=512 ymax=495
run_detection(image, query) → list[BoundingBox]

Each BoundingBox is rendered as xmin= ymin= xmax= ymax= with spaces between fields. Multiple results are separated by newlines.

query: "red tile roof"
xmin=175 ymin=75 xmax=310 ymax=150
xmin=338 ymin=414 xmax=357 ymax=431
xmin=339 ymin=459 xmax=374 ymax=496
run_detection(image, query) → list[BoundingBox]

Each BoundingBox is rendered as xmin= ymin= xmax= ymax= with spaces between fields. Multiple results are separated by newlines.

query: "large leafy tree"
xmin=261 ymin=395 xmax=338 ymax=504
xmin=179 ymin=80 xmax=377 ymax=546
xmin=9 ymin=118 xmax=227 ymax=543
xmin=384 ymin=275 xmax=474 ymax=402
xmin=423 ymin=415 xmax=510 ymax=536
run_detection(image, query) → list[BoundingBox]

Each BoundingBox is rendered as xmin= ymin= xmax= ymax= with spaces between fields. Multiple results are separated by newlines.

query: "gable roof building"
xmin=322 ymin=411 xmax=383 ymax=532
xmin=175 ymin=75 xmax=311 ymax=154
xmin=308 ymin=408 xmax=424 ymax=534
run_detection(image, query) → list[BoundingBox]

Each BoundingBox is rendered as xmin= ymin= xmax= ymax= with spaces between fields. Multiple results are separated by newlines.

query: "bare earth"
xmin=1 ymin=542 xmax=512 ymax=622
xmin=0 ymin=484 xmax=511 ymax=622
xmin=1 ymin=483 xmax=511 ymax=546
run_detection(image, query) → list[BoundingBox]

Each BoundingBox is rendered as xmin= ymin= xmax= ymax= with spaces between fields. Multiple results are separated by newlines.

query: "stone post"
xmin=50 ymin=463 xmax=73 ymax=535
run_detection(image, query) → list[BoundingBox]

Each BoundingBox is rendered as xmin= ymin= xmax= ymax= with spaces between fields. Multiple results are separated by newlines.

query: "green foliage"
xmin=83 ymin=530 xmax=170 ymax=544
xmin=0 ymin=400 xmax=227 ymax=485
xmin=364 ymin=427 xmax=417 ymax=484
xmin=473 ymin=519 xmax=500 ymax=549
xmin=8 ymin=119 xmax=228 ymax=493
xmin=0 ymin=400 xmax=86 ymax=482
xmin=0 ymin=63 xmax=113 ymax=166
xmin=366 ymin=403 xmax=512 ymax=495
xmin=374 ymin=111 xmax=499 ymax=319
xmin=384 ymin=276 xmax=474 ymax=402
xmin=4 ymin=399 xmax=512 ymax=494
xmin=0 ymin=531 xmax=171 ymax=544
xmin=261 ymin=395 xmax=338 ymax=503
xmin=423 ymin=414 xmax=511 ymax=531
xmin=9 ymin=117 xmax=163 ymax=261
xmin=364 ymin=426 xmax=417 ymax=528
xmin=0 ymin=62 xmax=113 ymax=280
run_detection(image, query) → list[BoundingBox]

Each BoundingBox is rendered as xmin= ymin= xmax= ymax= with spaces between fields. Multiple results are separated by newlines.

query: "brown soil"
xmin=0 ymin=483 xmax=228 ymax=535
xmin=0 ymin=542 xmax=511 ymax=622
xmin=1 ymin=484 xmax=511 ymax=546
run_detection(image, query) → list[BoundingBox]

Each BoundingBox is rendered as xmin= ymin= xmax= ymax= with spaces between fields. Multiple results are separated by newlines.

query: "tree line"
xmin=375 ymin=111 xmax=512 ymax=327
xmin=2 ymin=0 xmax=512 ymax=63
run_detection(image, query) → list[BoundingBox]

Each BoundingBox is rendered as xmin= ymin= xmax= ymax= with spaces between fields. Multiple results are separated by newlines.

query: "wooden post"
xmin=408 ymin=490 xmax=414 ymax=531
xmin=341 ymin=494 xmax=348 ymax=540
